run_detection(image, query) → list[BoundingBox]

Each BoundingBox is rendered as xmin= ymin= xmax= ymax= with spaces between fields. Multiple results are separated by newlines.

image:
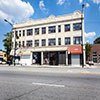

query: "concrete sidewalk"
xmin=0 ymin=64 xmax=100 ymax=75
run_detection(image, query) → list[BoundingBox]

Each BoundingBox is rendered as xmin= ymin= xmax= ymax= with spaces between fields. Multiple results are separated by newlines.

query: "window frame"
xmin=48 ymin=39 xmax=56 ymax=46
xmin=48 ymin=26 xmax=56 ymax=33
xmin=65 ymin=37 xmax=70 ymax=45
xmin=27 ymin=29 xmax=33 ymax=36
xmin=73 ymin=23 xmax=82 ymax=31
xmin=65 ymin=24 xmax=70 ymax=32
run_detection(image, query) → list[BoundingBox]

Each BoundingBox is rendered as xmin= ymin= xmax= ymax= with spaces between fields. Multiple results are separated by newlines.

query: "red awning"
xmin=68 ymin=46 xmax=82 ymax=54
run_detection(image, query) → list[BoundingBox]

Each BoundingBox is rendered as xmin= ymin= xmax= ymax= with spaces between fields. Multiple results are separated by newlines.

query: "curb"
xmin=0 ymin=68 xmax=100 ymax=75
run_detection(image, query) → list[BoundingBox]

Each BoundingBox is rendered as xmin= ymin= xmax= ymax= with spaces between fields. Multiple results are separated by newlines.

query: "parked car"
xmin=2 ymin=61 xmax=6 ymax=64
xmin=0 ymin=60 xmax=2 ymax=64
xmin=86 ymin=60 xmax=94 ymax=66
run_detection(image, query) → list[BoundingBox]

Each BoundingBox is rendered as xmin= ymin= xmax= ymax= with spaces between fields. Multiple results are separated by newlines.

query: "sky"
xmin=0 ymin=0 xmax=100 ymax=50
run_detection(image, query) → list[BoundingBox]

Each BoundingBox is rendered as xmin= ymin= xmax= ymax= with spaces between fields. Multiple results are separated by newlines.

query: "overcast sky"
xmin=0 ymin=0 xmax=100 ymax=50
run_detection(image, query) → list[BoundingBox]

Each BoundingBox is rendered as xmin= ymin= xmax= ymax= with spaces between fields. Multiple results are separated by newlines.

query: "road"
xmin=0 ymin=70 xmax=100 ymax=100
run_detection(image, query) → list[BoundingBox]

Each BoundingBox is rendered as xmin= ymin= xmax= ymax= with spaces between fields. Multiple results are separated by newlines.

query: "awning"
xmin=0 ymin=55 xmax=3 ymax=58
xmin=68 ymin=46 xmax=82 ymax=54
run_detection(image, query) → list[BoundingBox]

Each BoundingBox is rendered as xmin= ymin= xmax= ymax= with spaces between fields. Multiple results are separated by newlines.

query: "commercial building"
xmin=0 ymin=50 xmax=7 ymax=61
xmin=10 ymin=11 xmax=85 ymax=66
xmin=89 ymin=44 xmax=100 ymax=64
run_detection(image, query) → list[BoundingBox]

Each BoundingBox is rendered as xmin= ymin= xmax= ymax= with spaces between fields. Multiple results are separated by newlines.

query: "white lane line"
xmin=32 ymin=82 xmax=65 ymax=88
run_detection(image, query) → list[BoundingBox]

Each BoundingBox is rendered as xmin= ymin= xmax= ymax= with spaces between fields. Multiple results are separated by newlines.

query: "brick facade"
xmin=89 ymin=44 xmax=100 ymax=63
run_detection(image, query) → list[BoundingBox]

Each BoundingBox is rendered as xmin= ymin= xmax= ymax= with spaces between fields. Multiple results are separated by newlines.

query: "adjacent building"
xmin=0 ymin=50 xmax=7 ymax=61
xmin=10 ymin=11 xmax=86 ymax=66
xmin=89 ymin=44 xmax=100 ymax=64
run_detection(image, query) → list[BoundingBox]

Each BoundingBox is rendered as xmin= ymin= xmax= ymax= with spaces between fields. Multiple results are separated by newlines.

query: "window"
xmin=73 ymin=23 xmax=82 ymax=31
xmin=93 ymin=51 xmax=97 ymax=63
xmin=65 ymin=37 xmax=70 ymax=45
xmin=48 ymin=26 xmax=56 ymax=33
xmin=26 ymin=40 xmax=32 ymax=47
xmin=21 ymin=56 xmax=30 ymax=59
xmin=58 ymin=38 xmax=61 ymax=45
xmin=42 ymin=27 xmax=46 ymax=34
xmin=65 ymin=24 xmax=70 ymax=32
xmin=23 ymin=30 xmax=25 ymax=36
xmin=19 ymin=30 xmax=21 ymax=37
xmin=48 ymin=39 xmax=56 ymax=46
xmin=27 ymin=29 xmax=33 ymax=36
xmin=19 ymin=41 xmax=21 ymax=47
xmin=58 ymin=25 xmax=61 ymax=32
xmin=15 ymin=41 xmax=17 ymax=47
xmin=35 ymin=28 xmax=39 ymax=35
xmin=22 ymin=41 xmax=25 ymax=47
xmin=42 ymin=39 xmax=46 ymax=46
xmin=4 ymin=54 xmax=6 ymax=57
xmin=15 ymin=31 xmax=18 ymax=38
xmin=74 ymin=37 xmax=82 ymax=44
xmin=35 ymin=40 xmax=39 ymax=47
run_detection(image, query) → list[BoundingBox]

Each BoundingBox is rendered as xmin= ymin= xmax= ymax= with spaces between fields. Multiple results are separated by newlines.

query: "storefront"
xmin=68 ymin=46 xmax=82 ymax=66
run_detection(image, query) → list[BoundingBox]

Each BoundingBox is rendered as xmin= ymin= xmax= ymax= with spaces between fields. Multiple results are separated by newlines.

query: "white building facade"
xmin=11 ymin=11 xmax=86 ymax=66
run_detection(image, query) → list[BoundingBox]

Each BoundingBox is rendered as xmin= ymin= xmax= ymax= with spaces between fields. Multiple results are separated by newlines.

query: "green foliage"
xmin=94 ymin=37 xmax=100 ymax=44
xmin=3 ymin=32 xmax=12 ymax=56
xmin=85 ymin=43 xmax=91 ymax=61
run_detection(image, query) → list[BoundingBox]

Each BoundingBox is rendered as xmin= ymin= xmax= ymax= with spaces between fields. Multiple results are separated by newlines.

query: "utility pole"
xmin=81 ymin=4 xmax=85 ymax=68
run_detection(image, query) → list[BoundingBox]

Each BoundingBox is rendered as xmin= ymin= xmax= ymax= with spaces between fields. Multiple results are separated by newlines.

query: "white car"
xmin=0 ymin=60 xmax=2 ymax=64
xmin=2 ymin=61 xmax=6 ymax=64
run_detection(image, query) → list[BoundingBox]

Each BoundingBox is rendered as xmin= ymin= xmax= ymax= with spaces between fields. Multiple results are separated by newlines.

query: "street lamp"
xmin=81 ymin=4 xmax=85 ymax=68
xmin=4 ymin=19 xmax=16 ymax=66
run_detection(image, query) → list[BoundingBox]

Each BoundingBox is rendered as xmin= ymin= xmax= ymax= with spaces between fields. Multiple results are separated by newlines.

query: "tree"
xmin=94 ymin=37 xmax=100 ymax=44
xmin=85 ymin=42 xmax=91 ymax=61
xmin=3 ymin=32 xmax=12 ymax=56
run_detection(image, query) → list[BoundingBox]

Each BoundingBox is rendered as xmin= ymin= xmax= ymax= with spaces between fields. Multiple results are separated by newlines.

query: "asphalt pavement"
xmin=0 ymin=65 xmax=100 ymax=100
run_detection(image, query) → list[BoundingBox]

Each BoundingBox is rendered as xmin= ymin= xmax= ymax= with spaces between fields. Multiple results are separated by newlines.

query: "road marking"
xmin=32 ymin=82 xmax=65 ymax=88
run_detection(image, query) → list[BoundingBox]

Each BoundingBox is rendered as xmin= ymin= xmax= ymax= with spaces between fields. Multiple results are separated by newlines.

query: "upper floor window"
xmin=42 ymin=27 xmax=46 ymax=34
xmin=48 ymin=39 xmax=56 ymax=46
xmin=73 ymin=37 xmax=82 ymax=44
xmin=65 ymin=24 xmax=70 ymax=32
xmin=35 ymin=40 xmax=39 ymax=47
xmin=93 ymin=51 xmax=97 ymax=56
xmin=48 ymin=26 xmax=56 ymax=33
xmin=42 ymin=39 xmax=46 ymax=46
xmin=22 ymin=41 xmax=25 ymax=47
xmin=15 ymin=41 xmax=17 ymax=47
xmin=73 ymin=23 xmax=82 ymax=31
xmin=26 ymin=40 xmax=32 ymax=47
xmin=35 ymin=28 xmax=39 ymax=35
xmin=93 ymin=51 xmax=97 ymax=63
xmin=65 ymin=37 xmax=70 ymax=45
xmin=58 ymin=38 xmax=61 ymax=45
xmin=19 ymin=41 xmax=21 ymax=47
xmin=27 ymin=29 xmax=33 ymax=36
xmin=58 ymin=25 xmax=61 ymax=32
xmin=19 ymin=30 xmax=21 ymax=37
xmin=23 ymin=30 xmax=25 ymax=36
xmin=15 ymin=31 xmax=18 ymax=38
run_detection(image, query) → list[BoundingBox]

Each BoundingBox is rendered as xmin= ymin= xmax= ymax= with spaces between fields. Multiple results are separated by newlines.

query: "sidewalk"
xmin=0 ymin=64 xmax=100 ymax=75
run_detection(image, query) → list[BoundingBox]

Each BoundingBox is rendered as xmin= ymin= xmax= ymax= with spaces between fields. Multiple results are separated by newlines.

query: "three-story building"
xmin=10 ymin=11 xmax=86 ymax=66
